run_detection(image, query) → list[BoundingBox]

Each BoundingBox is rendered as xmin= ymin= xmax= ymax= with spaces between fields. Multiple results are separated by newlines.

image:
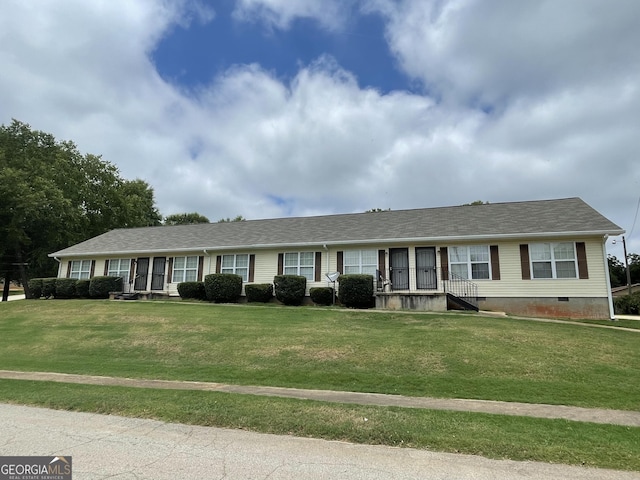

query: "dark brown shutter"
xmin=378 ymin=250 xmax=386 ymax=278
xmin=520 ymin=244 xmax=531 ymax=280
xmin=216 ymin=255 xmax=222 ymax=274
xmin=490 ymin=245 xmax=500 ymax=280
xmin=167 ymin=258 xmax=173 ymax=283
xmin=440 ymin=247 xmax=449 ymax=281
xmin=104 ymin=260 xmax=109 ymax=276
xmin=249 ymin=254 xmax=255 ymax=282
xmin=66 ymin=262 xmax=72 ymax=278
xmin=277 ymin=253 xmax=284 ymax=275
xmin=315 ymin=252 xmax=322 ymax=282
xmin=129 ymin=259 xmax=135 ymax=283
xmin=197 ymin=256 xmax=204 ymax=281
xmin=337 ymin=251 xmax=344 ymax=274
xmin=90 ymin=260 xmax=95 ymax=278
xmin=576 ymin=242 xmax=589 ymax=279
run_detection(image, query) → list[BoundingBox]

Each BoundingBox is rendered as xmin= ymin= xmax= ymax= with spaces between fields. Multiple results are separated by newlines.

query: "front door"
xmin=416 ymin=247 xmax=437 ymax=289
xmin=389 ymin=248 xmax=409 ymax=290
xmin=151 ymin=257 xmax=166 ymax=291
xmin=134 ymin=258 xmax=149 ymax=291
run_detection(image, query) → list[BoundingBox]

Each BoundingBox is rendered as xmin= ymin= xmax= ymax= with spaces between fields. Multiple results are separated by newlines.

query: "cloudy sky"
xmin=1 ymin=0 xmax=639 ymax=257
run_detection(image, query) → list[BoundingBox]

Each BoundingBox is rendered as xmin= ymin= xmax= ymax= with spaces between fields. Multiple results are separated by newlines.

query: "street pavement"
xmin=1 ymin=403 xmax=639 ymax=480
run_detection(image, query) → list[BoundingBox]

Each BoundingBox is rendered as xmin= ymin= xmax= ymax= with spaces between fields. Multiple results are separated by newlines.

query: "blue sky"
xmin=153 ymin=1 xmax=409 ymax=94
xmin=1 ymin=0 xmax=640 ymax=258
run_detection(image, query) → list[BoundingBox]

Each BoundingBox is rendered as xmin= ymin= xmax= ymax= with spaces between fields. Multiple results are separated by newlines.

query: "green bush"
xmin=310 ymin=287 xmax=334 ymax=306
xmin=75 ymin=279 xmax=91 ymax=298
xmin=204 ymin=274 xmax=243 ymax=303
xmin=55 ymin=278 xmax=77 ymax=299
xmin=89 ymin=276 xmax=123 ymax=299
xmin=338 ymin=274 xmax=374 ymax=308
xmin=28 ymin=278 xmax=44 ymax=299
xmin=42 ymin=278 xmax=57 ymax=299
xmin=614 ymin=292 xmax=640 ymax=315
xmin=274 ymin=275 xmax=306 ymax=306
xmin=177 ymin=281 xmax=207 ymax=300
xmin=245 ymin=283 xmax=273 ymax=303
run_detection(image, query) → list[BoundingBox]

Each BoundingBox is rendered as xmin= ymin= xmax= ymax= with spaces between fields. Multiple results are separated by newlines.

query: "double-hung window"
xmin=107 ymin=259 xmax=130 ymax=279
xmin=69 ymin=260 xmax=92 ymax=279
xmin=530 ymin=242 xmax=577 ymax=279
xmin=221 ymin=254 xmax=249 ymax=282
xmin=343 ymin=250 xmax=377 ymax=276
xmin=449 ymin=246 xmax=490 ymax=280
xmin=173 ymin=256 xmax=198 ymax=283
xmin=284 ymin=252 xmax=315 ymax=281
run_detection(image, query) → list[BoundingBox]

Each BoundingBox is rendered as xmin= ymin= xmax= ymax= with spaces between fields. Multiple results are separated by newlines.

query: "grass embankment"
xmin=0 ymin=300 xmax=639 ymax=471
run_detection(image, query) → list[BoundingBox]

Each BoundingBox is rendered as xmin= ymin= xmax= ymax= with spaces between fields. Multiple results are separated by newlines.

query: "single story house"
xmin=49 ymin=197 xmax=623 ymax=319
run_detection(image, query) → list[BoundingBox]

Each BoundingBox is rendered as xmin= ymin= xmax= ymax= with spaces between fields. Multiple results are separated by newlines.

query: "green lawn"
xmin=0 ymin=300 xmax=639 ymax=471
xmin=1 ymin=300 xmax=638 ymax=410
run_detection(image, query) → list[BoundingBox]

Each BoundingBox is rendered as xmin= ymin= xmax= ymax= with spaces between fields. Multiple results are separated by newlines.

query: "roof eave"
xmin=48 ymin=229 xmax=623 ymax=258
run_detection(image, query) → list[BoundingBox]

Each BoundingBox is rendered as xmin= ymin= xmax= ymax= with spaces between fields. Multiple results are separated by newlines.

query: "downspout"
xmin=602 ymin=236 xmax=615 ymax=320
xmin=323 ymin=244 xmax=329 ymax=285
xmin=203 ymin=250 xmax=211 ymax=275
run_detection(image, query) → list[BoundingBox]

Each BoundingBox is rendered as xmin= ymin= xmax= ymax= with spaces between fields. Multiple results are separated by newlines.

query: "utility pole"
xmin=623 ymin=236 xmax=632 ymax=297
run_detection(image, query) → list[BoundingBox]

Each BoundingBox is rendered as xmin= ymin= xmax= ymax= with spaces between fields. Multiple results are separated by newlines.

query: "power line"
xmin=628 ymin=193 xmax=640 ymax=239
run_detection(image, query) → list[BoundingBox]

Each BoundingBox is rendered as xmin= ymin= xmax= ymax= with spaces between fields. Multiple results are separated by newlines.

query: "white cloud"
xmin=233 ymin=0 xmax=354 ymax=31
xmin=1 ymin=0 xmax=639 ymax=260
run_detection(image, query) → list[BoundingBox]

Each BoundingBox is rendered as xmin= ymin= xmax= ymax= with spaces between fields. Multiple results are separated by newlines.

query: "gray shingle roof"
xmin=50 ymin=197 xmax=623 ymax=257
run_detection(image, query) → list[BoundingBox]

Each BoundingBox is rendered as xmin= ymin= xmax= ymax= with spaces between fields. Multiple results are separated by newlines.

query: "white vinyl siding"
xmin=284 ymin=252 xmax=315 ymax=281
xmin=69 ymin=260 xmax=92 ymax=279
xmin=530 ymin=242 xmax=577 ymax=279
xmin=344 ymin=250 xmax=377 ymax=276
xmin=221 ymin=254 xmax=249 ymax=282
xmin=173 ymin=256 xmax=198 ymax=283
xmin=449 ymin=245 xmax=490 ymax=280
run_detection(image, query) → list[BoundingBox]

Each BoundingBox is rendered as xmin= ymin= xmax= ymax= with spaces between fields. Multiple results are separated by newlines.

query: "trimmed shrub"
xmin=338 ymin=274 xmax=374 ymax=308
xmin=75 ymin=279 xmax=91 ymax=298
xmin=245 ymin=283 xmax=274 ymax=303
xmin=89 ymin=276 xmax=123 ymax=299
xmin=42 ymin=278 xmax=57 ymax=299
xmin=28 ymin=278 xmax=44 ymax=299
xmin=55 ymin=278 xmax=77 ymax=299
xmin=177 ymin=281 xmax=207 ymax=300
xmin=204 ymin=274 xmax=243 ymax=303
xmin=274 ymin=275 xmax=306 ymax=306
xmin=310 ymin=287 xmax=334 ymax=306
xmin=614 ymin=292 xmax=640 ymax=315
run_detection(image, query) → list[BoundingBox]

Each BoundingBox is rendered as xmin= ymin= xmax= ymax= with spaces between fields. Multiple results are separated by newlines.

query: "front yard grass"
xmin=0 ymin=300 xmax=639 ymax=470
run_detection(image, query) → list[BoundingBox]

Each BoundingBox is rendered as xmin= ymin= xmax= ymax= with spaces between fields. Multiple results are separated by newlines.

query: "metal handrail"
xmin=443 ymin=269 xmax=479 ymax=309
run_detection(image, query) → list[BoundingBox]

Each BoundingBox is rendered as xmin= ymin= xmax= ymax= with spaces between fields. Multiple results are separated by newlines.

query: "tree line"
xmin=0 ymin=120 xmax=239 ymax=295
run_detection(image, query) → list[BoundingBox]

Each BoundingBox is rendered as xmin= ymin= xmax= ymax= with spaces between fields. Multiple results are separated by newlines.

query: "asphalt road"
xmin=1 ymin=404 xmax=638 ymax=480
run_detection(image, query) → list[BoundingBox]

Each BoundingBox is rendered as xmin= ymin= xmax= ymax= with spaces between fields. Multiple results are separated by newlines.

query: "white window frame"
xmin=221 ymin=254 xmax=250 ymax=282
xmin=284 ymin=252 xmax=315 ymax=281
xmin=69 ymin=260 xmax=92 ymax=280
xmin=449 ymin=245 xmax=491 ymax=280
xmin=107 ymin=258 xmax=131 ymax=279
xmin=529 ymin=242 xmax=577 ymax=279
xmin=343 ymin=250 xmax=378 ymax=276
xmin=172 ymin=256 xmax=199 ymax=283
